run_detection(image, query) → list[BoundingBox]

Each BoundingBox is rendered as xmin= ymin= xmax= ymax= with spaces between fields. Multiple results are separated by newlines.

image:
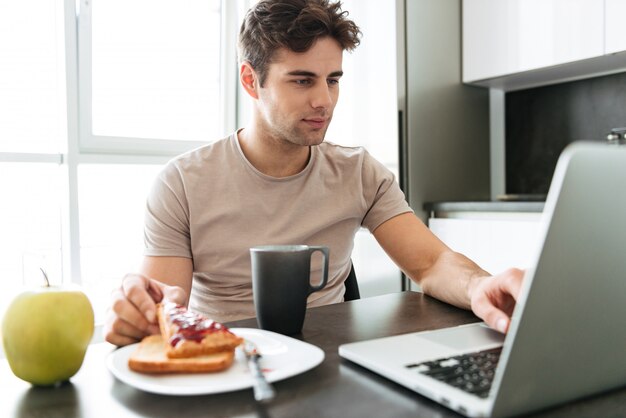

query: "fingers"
xmin=145 ymin=278 xmax=164 ymax=306
xmin=473 ymin=295 xmax=511 ymax=333
xmin=122 ymin=274 xmax=160 ymax=323
xmin=160 ymin=283 xmax=187 ymax=305
xmin=103 ymin=286 xmax=152 ymax=346
xmin=104 ymin=275 xmax=160 ymax=347
xmin=471 ymin=286 xmax=510 ymax=333
xmin=103 ymin=274 xmax=188 ymax=346
xmin=103 ymin=309 xmax=156 ymax=347
xmin=104 ymin=330 xmax=137 ymax=347
xmin=497 ymin=268 xmax=525 ymax=302
xmin=471 ymin=268 xmax=526 ymax=334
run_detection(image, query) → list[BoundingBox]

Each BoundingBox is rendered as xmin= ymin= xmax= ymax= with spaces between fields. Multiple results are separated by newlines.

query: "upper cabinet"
xmin=605 ymin=0 xmax=626 ymax=54
xmin=463 ymin=0 xmax=606 ymax=84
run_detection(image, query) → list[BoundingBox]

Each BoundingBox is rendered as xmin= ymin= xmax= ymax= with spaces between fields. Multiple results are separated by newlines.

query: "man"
xmin=104 ymin=0 xmax=523 ymax=347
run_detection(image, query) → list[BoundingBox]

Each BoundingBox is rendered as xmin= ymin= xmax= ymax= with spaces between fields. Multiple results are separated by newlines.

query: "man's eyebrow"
xmin=286 ymin=70 xmax=344 ymax=78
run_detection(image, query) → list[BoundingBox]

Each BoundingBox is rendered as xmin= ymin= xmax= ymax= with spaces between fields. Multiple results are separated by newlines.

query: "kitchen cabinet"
xmin=463 ymin=0 xmax=604 ymax=83
xmin=605 ymin=0 xmax=626 ymax=54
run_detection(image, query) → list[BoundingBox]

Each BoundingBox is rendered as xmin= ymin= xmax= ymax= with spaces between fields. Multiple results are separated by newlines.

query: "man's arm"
xmin=103 ymin=256 xmax=192 ymax=346
xmin=373 ymin=212 xmax=524 ymax=333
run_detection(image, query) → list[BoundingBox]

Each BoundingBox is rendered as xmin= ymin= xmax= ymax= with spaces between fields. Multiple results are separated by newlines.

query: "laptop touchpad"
xmin=418 ymin=323 xmax=505 ymax=351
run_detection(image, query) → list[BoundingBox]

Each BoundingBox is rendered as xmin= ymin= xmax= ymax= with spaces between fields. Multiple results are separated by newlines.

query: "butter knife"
xmin=243 ymin=339 xmax=276 ymax=403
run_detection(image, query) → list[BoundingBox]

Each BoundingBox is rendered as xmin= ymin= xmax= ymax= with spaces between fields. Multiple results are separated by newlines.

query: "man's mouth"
xmin=302 ymin=118 xmax=328 ymax=129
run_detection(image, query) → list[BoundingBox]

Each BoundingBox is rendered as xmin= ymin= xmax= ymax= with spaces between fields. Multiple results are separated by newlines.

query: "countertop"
xmin=424 ymin=201 xmax=545 ymax=213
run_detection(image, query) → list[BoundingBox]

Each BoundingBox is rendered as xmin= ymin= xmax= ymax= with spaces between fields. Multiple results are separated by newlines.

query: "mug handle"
xmin=307 ymin=246 xmax=329 ymax=295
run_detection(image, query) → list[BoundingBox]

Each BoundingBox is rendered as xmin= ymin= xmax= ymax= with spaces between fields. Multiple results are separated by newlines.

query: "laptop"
xmin=339 ymin=142 xmax=626 ymax=417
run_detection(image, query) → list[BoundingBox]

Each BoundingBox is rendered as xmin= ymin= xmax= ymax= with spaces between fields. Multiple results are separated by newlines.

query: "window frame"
xmin=76 ymin=0 xmax=240 ymax=155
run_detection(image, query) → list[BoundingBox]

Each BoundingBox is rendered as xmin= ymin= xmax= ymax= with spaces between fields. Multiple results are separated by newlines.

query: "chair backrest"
xmin=343 ymin=263 xmax=360 ymax=301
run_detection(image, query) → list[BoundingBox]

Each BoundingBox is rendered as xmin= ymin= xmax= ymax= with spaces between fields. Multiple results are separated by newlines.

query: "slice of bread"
xmin=128 ymin=335 xmax=235 ymax=374
xmin=157 ymin=302 xmax=243 ymax=359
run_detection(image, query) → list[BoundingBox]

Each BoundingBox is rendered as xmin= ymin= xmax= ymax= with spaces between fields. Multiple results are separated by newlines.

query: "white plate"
xmin=106 ymin=328 xmax=324 ymax=396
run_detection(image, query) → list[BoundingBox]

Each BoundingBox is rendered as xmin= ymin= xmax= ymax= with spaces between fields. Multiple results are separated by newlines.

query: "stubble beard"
xmin=294 ymin=125 xmax=329 ymax=146
xmin=263 ymin=108 xmax=333 ymax=148
xmin=287 ymin=114 xmax=333 ymax=147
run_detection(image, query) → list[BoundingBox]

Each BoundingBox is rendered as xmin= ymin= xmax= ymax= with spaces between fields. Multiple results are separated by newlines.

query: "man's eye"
xmin=294 ymin=79 xmax=311 ymax=85
xmin=328 ymin=79 xmax=340 ymax=86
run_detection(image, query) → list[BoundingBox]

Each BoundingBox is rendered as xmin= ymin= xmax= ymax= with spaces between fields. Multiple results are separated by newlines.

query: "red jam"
xmin=164 ymin=302 xmax=233 ymax=347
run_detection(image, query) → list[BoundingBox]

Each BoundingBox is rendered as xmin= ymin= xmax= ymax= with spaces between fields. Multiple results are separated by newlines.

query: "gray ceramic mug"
xmin=250 ymin=245 xmax=329 ymax=335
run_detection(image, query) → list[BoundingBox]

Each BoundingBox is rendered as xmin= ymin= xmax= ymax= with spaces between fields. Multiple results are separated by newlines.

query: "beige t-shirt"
xmin=144 ymin=132 xmax=412 ymax=322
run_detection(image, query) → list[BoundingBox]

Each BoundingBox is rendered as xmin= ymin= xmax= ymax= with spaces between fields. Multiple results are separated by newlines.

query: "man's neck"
xmin=237 ymin=127 xmax=311 ymax=178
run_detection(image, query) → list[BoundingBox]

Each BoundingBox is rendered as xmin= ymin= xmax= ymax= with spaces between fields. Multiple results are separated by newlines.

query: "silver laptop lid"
xmin=490 ymin=142 xmax=626 ymax=417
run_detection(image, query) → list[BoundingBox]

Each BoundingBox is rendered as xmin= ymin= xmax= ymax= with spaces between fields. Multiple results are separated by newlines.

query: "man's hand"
xmin=104 ymin=274 xmax=187 ymax=347
xmin=469 ymin=268 xmax=526 ymax=333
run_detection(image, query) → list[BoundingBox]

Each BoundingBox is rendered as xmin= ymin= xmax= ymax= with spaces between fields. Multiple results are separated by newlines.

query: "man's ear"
xmin=240 ymin=62 xmax=259 ymax=99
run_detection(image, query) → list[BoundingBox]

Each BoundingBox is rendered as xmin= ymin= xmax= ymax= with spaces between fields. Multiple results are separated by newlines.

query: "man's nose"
xmin=310 ymin=83 xmax=333 ymax=109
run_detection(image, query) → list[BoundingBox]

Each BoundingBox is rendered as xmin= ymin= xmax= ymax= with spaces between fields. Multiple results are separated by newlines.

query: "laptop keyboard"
xmin=405 ymin=347 xmax=502 ymax=399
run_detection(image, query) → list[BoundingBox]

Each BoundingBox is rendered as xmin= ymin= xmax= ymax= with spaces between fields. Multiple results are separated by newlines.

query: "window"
xmin=0 ymin=0 xmax=67 ymax=314
xmin=0 ymin=164 xmax=63 ymax=312
xmin=79 ymin=0 xmax=232 ymax=153
xmin=91 ymin=1 xmax=221 ymax=141
xmin=0 ymin=1 xmax=66 ymax=154
xmin=77 ymin=164 xmax=163 ymax=317
xmin=0 ymin=0 xmax=239 ymax=325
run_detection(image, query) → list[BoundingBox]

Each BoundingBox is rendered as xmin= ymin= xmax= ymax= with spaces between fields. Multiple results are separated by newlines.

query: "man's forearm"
xmin=373 ymin=213 xmax=491 ymax=310
xmin=415 ymin=250 xmax=490 ymax=310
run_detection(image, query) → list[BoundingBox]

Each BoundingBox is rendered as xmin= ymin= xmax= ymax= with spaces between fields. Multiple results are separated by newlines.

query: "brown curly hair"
xmin=238 ymin=0 xmax=361 ymax=87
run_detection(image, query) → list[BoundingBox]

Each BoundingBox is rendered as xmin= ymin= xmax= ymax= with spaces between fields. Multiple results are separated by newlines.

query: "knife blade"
xmin=243 ymin=339 xmax=276 ymax=403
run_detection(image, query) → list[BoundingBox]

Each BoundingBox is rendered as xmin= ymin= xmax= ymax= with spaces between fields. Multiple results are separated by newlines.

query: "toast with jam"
xmin=128 ymin=302 xmax=243 ymax=374
xmin=127 ymin=335 xmax=235 ymax=373
xmin=157 ymin=301 xmax=243 ymax=359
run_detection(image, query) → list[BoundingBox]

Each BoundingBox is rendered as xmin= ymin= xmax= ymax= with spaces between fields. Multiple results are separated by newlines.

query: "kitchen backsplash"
xmin=505 ymin=71 xmax=626 ymax=195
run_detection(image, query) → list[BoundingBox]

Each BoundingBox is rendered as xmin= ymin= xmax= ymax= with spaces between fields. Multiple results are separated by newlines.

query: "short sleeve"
xmin=143 ymin=162 xmax=193 ymax=258
xmin=360 ymin=151 xmax=413 ymax=232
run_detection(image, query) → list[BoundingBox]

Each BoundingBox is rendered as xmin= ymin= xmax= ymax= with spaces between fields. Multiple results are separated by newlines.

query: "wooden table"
xmin=3 ymin=291 xmax=625 ymax=418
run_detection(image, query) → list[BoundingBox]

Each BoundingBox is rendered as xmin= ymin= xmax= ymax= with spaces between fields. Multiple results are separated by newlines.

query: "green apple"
xmin=1 ymin=280 xmax=94 ymax=386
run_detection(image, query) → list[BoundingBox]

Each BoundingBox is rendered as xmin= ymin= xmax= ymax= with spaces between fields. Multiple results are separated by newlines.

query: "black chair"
xmin=343 ymin=263 xmax=360 ymax=301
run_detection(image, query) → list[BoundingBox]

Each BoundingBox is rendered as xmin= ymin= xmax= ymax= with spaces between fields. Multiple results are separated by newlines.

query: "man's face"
xmin=255 ymin=37 xmax=343 ymax=147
